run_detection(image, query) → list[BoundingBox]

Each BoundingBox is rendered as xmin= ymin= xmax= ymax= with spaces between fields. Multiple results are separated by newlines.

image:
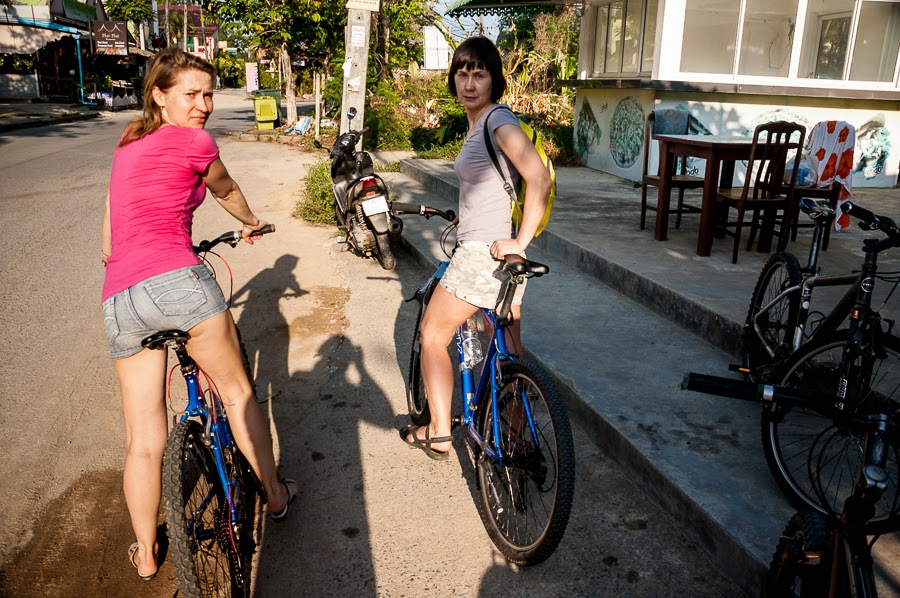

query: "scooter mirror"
xmin=347 ymin=107 xmax=358 ymax=120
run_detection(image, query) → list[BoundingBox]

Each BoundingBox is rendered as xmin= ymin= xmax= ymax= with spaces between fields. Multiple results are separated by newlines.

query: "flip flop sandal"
xmin=128 ymin=542 xmax=157 ymax=582
xmin=400 ymin=425 xmax=453 ymax=461
xmin=270 ymin=478 xmax=298 ymax=523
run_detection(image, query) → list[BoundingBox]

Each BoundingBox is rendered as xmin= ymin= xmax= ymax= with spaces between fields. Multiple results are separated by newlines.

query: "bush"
xmin=363 ymin=80 xmax=412 ymax=150
xmin=294 ymin=160 xmax=336 ymax=225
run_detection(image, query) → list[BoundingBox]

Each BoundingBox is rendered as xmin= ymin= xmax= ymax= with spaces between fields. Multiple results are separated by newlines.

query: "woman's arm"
xmin=102 ymin=192 xmax=111 ymax=266
xmin=202 ymin=157 xmax=271 ymax=242
xmin=489 ymin=123 xmax=552 ymax=258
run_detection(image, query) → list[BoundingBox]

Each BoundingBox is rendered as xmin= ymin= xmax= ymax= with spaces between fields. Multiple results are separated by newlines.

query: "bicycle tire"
xmin=375 ymin=233 xmax=396 ymax=271
xmin=406 ymin=298 xmax=430 ymax=426
xmin=163 ymin=420 xmax=242 ymax=597
xmin=764 ymin=511 xmax=831 ymax=598
xmin=743 ymin=252 xmax=802 ymax=382
xmin=474 ymin=359 xmax=575 ymax=565
xmin=762 ymin=331 xmax=900 ymax=534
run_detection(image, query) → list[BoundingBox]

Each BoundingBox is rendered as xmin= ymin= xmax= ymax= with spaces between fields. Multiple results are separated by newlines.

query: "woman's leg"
xmin=415 ymin=286 xmax=478 ymax=453
xmin=115 ymin=348 xmax=168 ymax=577
xmin=186 ymin=310 xmax=293 ymax=512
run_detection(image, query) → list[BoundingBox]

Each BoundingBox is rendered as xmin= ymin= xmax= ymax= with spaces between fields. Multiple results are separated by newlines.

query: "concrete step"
xmin=382 ymin=167 xmax=900 ymax=597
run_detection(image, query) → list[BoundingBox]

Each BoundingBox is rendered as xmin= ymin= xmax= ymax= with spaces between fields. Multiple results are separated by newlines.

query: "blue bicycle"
xmin=401 ymin=205 xmax=575 ymax=565
xmin=149 ymin=226 xmax=273 ymax=598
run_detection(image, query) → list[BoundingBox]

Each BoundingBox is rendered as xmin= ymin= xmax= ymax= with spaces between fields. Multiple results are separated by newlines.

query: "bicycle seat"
xmin=504 ymin=254 xmax=549 ymax=277
xmin=141 ymin=330 xmax=189 ymax=350
xmin=799 ymin=198 xmax=836 ymax=220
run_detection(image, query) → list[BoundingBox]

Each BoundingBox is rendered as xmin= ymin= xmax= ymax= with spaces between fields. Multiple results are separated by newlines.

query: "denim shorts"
xmin=102 ymin=265 xmax=228 ymax=360
xmin=440 ymin=241 xmax=526 ymax=309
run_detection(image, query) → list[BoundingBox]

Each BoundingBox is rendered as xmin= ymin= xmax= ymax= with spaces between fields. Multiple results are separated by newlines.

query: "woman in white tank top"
xmin=400 ymin=37 xmax=552 ymax=460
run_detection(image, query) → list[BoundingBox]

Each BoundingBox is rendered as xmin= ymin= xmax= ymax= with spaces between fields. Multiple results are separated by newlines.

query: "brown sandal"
xmin=400 ymin=425 xmax=452 ymax=461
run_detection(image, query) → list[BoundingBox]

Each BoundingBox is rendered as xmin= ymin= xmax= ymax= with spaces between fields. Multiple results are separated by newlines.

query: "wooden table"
xmin=653 ymin=134 xmax=755 ymax=256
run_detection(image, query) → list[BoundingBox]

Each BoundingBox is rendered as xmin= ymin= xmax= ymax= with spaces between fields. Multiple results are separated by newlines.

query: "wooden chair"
xmin=790 ymin=120 xmax=856 ymax=251
xmin=639 ymin=109 xmax=704 ymax=230
xmin=713 ymin=121 xmax=806 ymax=264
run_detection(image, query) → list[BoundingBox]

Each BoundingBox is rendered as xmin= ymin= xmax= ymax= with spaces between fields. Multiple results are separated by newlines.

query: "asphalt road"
xmin=0 ymin=92 xmax=745 ymax=596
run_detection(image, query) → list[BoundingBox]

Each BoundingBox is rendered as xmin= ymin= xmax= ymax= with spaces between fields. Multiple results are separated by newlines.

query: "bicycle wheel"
xmin=164 ymin=420 xmax=242 ymax=597
xmin=406 ymin=298 xmax=430 ymax=426
xmin=743 ymin=252 xmax=802 ymax=381
xmin=232 ymin=450 xmax=263 ymax=597
xmin=764 ymin=511 xmax=831 ymax=598
xmin=474 ymin=359 xmax=575 ymax=565
xmin=762 ymin=331 xmax=900 ymax=534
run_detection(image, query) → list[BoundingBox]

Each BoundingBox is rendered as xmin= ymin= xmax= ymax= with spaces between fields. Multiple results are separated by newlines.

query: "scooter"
xmin=322 ymin=107 xmax=402 ymax=270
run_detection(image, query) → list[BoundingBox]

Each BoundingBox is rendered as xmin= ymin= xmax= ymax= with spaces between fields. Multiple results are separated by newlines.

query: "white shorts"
xmin=440 ymin=241 xmax=526 ymax=309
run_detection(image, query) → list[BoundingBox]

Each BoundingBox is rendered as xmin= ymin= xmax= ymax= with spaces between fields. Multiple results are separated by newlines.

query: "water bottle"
xmin=462 ymin=315 xmax=483 ymax=370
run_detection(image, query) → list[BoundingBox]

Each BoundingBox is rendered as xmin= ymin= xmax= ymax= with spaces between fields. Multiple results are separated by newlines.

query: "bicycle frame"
xmin=173 ymin=346 xmax=243 ymax=543
xmin=417 ymin=261 xmax=540 ymax=468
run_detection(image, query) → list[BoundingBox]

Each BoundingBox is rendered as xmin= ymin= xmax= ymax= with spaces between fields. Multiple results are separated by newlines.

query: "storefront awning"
xmin=445 ymin=0 xmax=576 ymax=17
xmin=0 ymin=24 xmax=70 ymax=54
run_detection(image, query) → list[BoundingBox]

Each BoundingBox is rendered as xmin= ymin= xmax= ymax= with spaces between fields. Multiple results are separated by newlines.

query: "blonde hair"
xmin=119 ymin=47 xmax=216 ymax=147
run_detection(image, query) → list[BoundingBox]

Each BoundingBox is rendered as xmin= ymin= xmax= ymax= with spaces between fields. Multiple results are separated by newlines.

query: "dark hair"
xmin=447 ymin=36 xmax=506 ymax=103
xmin=119 ymin=47 xmax=217 ymax=147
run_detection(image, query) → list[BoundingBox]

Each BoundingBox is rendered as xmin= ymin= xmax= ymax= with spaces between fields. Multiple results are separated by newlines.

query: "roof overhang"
xmin=445 ymin=0 xmax=577 ymax=17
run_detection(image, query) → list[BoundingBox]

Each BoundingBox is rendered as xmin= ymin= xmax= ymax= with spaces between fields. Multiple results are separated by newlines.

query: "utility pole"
xmin=340 ymin=0 xmax=379 ymax=139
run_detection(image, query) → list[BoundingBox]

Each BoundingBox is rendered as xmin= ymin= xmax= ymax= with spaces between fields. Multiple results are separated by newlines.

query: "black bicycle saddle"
xmin=504 ymin=254 xmax=549 ymax=276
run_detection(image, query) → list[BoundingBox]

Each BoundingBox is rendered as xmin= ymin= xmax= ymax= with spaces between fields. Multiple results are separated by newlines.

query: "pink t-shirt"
xmin=102 ymin=126 xmax=219 ymax=301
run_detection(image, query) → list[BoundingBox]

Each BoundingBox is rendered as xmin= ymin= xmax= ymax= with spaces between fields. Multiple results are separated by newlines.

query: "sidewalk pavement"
xmin=0 ymin=102 xmax=100 ymax=133
xmin=377 ymin=156 xmax=900 ymax=597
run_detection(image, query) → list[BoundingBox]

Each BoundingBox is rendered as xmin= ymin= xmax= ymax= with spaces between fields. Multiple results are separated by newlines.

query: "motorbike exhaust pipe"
xmin=389 ymin=216 xmax=404 ymax=236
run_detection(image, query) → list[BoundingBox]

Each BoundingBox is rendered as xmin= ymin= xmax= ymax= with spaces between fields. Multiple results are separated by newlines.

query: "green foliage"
xmin=212 ymin=50 xmax=246 ymax=87
xmin=414 ymin=138 xmax=463 ymax=160
xmin=0 ymin=53 xmax=36 ymax=74
xmin=363 ymin=80 xmax=411 ymax=150
xmin=294 ymin=160 xmax=335 ymax=225
xmin=104 ymin=0 xmax=155 ymax=24
xmin=258 ymin=67 xmax=280 ymax=91
xmin=375 ymin=162 xmax=402 ymax=173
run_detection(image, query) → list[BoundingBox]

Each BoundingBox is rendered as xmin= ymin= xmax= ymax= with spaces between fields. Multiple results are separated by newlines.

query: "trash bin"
xmin=252 ymin=89 xmax=281 ymax=126
xmin=254 ymin=95 xmax=279 ymax=130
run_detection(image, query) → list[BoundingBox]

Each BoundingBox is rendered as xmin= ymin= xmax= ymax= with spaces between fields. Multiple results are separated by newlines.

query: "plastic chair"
xmin=790 ymin=120 xmax=855 ymax=250
xmin=639 ymin=109 xmax=704 ymax=231
xmin=713 ymin=121 xmax=806 ymax=264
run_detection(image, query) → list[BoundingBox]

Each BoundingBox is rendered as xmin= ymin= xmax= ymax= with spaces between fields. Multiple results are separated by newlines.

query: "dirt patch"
xmin=289 ymin=285 xmax=349 ymax=339
xmin=0 ymin=469 xmax=176 ymax=597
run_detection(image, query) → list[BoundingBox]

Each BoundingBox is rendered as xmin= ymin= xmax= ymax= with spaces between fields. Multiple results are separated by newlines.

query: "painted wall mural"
xmin=608 ymin=96 xmax=645 ymax=168
xmin=576 ymin=98 xmax=602 ymax=158
xmin=575 ymin=88 xmax=899 ymax=188
xmin=855 ymin=114 xmax=892 ymax=180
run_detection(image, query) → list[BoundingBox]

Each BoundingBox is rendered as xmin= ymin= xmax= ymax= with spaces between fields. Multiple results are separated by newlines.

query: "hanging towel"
xmin=802 ymin=121 xmax=856 ymax=230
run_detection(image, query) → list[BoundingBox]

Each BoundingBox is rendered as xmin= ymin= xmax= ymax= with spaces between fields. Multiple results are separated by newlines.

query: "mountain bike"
xmin=152 ymin=226 xmax=273 ymax=597
xmin=743 ymin=198 xmax=862 ymax=382
xmin=404 ymin=208 xmax=575 ymax=565
xmin=759 ymin=202 xmax=900 ymax=534
xmin=681 ymin=373 xmax=900 ymax=597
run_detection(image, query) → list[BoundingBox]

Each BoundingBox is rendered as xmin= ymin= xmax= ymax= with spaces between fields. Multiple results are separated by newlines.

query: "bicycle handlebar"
xmin=390 ymin=202 xmax=456 ymax=222
xmin=841 ymin=201 xmax=900 ymax=237
xmin=194 ymin=224 xmax=275 ymax=254
xmin=681 ymin=372 xmax=897 ymax=436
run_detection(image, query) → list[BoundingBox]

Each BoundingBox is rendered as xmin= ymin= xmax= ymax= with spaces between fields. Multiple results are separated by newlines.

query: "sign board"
xmin=345 ymin=0 xmax=379 ymax=11
xmin=93 ymin=21 xmax=128 ymax=56
xmin=245 ymin=62 xmax=259 ymax=93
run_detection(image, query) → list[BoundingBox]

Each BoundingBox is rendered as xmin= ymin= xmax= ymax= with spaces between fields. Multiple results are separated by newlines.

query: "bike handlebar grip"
xmin=445 ymin=210 xmax=456 ymax=222
xmin=841 ymin=201 xmax=878 ymax=225
xmin=248 ymin=223 xmax=275 ymax=236
xmin=680 ymin=373 xmax=761 ymax=402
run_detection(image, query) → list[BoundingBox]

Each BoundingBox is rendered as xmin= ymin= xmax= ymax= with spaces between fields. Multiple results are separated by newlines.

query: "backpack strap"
xmin=483 ymin=105 xmax=518 ymax=203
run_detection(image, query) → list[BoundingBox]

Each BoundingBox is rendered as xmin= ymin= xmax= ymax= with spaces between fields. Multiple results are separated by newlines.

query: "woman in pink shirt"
xmin=101 ymin=48 xmax=296 ymax=581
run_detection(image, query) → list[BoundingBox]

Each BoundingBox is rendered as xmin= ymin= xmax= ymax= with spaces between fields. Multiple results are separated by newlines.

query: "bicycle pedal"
xmin=451 ymin=416 xmax=463 ymax=429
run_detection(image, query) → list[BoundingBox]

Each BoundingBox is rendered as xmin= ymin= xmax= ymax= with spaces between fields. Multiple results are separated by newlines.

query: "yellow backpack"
xmin=483 ymin=106 xmax=556 ymax=237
